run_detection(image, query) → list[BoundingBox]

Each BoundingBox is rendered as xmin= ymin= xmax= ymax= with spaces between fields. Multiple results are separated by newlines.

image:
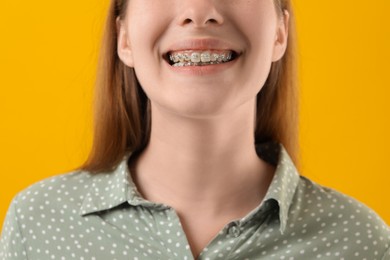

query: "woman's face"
xmin=117 ymin=0 xmax=288 ymax=118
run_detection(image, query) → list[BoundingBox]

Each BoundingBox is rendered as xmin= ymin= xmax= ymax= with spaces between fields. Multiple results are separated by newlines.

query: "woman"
xmin=1 ymin=0 xmax=389 ymax=259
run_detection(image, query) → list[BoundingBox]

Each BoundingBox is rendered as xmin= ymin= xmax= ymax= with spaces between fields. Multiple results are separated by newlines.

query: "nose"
xmin=176 ymin=0 xmax=224 ymax=28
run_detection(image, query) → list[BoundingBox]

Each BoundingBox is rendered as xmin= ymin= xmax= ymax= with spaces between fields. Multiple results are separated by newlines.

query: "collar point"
xmin=279 ymin=223 xmax=287 ymax=235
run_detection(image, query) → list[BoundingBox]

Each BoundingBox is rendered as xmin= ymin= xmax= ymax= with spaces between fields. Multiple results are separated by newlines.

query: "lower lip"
xmin=165 ymin=57 xmax=239 ymax=76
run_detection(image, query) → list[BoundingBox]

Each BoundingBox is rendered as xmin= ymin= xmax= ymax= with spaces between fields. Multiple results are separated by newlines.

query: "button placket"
xmin=159 ymin=208 xmax=194 ymax=260
xmin=228 ymin=223 xmax=241 ymax=237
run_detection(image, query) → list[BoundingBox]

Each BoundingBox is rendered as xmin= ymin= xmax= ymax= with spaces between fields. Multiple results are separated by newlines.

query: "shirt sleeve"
xmin=0 ymin=196 xmax=28 ymax=259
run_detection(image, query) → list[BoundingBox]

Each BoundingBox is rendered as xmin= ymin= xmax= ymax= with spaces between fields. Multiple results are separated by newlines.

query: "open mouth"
xmin=164 ymin=50 xmax=239 ymax=67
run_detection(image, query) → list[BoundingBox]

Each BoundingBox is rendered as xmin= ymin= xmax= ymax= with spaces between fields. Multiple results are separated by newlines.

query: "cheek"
xmin=232 ymin=7 xmax=278 ymax=88
xmin=127 ymin=3 xmax=171 ymax=65
xmin=231 ymin=0 xmax=278 ymax=47
xmin=127 ymin=20 xmax=170 ymax=93
xmin=126 ymin=7 xmax=174 ymax=97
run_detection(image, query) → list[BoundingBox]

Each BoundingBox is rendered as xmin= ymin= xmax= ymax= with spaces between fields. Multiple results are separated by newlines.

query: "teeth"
xmin=184 ymin=53 xmax=191 ymax=62
xmin=211 ymin=53 xmax=218 ymax=62
xmin=172 ymin=55 xmax=179 ymax=63
xmin=178 ymin=54 xmax=185 ymax=62
xmin=200 ymin=52 xmax=211 ymax=63
xmin=169 ymin=50 xmax=234 ymax=66
xmin=191 ymin=53 xmax=201 ymax=63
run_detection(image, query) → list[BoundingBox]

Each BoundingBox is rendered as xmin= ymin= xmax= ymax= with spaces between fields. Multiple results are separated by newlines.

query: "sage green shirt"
xmin=1 ymin=142 xmax=389 ymax=259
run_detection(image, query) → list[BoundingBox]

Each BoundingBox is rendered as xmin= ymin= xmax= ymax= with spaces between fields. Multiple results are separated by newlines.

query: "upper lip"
xmin=164 ymin=38 xmax=241 ymax=54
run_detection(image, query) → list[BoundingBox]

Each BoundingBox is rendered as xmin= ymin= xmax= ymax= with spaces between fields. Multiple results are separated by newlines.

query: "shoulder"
xmin=297 ymin=176 xmax=387 ymax=226
xmin=1 ymin=170 xmax=96 ymax=258
xmin=295 ymin=175 xmax=389 ymax=232
xmin=10 ymin=170 xmax=95 ymax=216
xmin=288 ymin=175 xmax=390 ymax=258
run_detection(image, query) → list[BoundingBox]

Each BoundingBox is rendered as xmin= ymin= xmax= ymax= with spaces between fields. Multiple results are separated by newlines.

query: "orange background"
xmin=0 ymin=0 xmax=389 ymax=226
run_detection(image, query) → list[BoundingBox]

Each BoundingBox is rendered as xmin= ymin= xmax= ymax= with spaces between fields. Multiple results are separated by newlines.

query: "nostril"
xmin=183 ymin=18 xmax=193 ymax=25
xmin=206 ymin=18 xmax=218 ymax=24
xmin=180 ymin=13 xmax=223 ymax=27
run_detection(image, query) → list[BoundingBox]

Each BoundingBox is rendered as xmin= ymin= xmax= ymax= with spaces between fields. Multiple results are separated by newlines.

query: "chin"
xmin=155 ymin=97 xmax=232 ymax=120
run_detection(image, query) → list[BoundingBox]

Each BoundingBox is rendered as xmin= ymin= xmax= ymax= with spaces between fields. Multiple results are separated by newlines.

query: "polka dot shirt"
xmin=1 ymin=142 xmax=389 ymax=259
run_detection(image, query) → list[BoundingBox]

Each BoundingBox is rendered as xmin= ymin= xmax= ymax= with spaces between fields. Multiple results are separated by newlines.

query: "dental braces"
xmin=169 ymin=51 xmax=233 ymax=66
xmin=172 ymin=61 xmax=228 ymax=67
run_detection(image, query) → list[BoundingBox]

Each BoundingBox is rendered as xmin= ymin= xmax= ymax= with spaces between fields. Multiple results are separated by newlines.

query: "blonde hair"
xmin=80 ymin=0 xmax=300 ymax=173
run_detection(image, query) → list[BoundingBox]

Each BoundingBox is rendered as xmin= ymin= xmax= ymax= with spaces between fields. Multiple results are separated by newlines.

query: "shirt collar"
xmin=79 ymin=153 xmax=168 ymax=216
xmin=79 ymin=156 xmax=134 ymax=216
xmin=79 ymin=142 xmax=300 ymax=234
xmin=256 ymin=141 xmax=300 ymax=234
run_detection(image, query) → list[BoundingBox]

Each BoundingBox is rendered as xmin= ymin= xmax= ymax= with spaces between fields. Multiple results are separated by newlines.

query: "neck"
xmin=130 ymin=99 xmax=275 ymax=215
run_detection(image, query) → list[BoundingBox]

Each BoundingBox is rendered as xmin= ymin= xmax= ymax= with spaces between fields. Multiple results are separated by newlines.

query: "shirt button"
xmin=228 ymin=224 xmax=241 ymax=237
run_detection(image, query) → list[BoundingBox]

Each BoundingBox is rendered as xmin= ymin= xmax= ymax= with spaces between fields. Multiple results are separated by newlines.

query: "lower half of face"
xmin=127 ymin=0 xmax=280 ymax=119
xmin=133 ymin=47 xmax=275 ymax=119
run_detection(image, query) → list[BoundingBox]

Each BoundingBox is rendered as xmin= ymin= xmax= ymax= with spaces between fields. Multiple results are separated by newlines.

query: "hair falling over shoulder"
xmin=79 ymin=0 xmax=300 ymax=173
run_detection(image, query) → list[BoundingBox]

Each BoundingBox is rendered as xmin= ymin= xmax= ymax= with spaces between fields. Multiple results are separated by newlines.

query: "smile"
xmin=166 ymin=50 xmax=238 ymax=67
